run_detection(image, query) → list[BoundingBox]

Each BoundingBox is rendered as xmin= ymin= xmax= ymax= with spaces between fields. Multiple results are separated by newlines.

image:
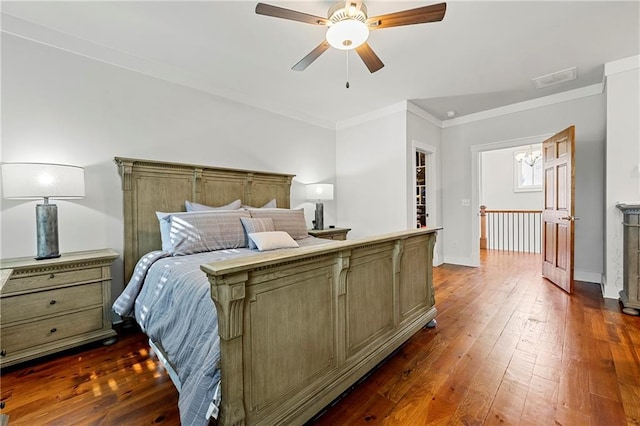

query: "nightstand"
xmin=308 ymin=227 xmax=351 ymax=241
xmin=0 ymin=249 xmax=119 ymax=367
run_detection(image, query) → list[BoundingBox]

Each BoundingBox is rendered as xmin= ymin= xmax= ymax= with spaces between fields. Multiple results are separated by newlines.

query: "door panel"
xmin=557 ymin=165 xmax=567 ymax=209
xmin=541 ymin=126 xmax=575 ymax=293
xmin=545 ymin=168 xmax=555 ymax=208
xmin=557 ymin=224 xmax=568 ymax=269
xmin=544 ymin=223 xmax=555 ymax=263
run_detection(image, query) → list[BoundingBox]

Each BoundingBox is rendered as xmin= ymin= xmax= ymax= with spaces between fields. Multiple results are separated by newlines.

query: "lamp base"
xmin=314 ymin=202 xmax=324 ymax=230
xmin=35 ymin=254 xmax=62 ymax=261
xmin=36 ymin=203 xmax=60 ymax=260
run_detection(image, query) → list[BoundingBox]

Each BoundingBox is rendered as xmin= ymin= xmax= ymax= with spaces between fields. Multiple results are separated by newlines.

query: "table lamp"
xmin=306 ymin=183 xmax=334 ymax=230
xmin=1 ymin=162 xmax=85 ymax=259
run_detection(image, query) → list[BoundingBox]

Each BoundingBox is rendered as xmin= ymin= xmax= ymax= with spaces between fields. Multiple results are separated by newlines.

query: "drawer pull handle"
xmin=0 ymin=350 xmax=6 ymax=357
xmin=49 ymin=274 xmax=55 ymax=279
xmin=50 ymin=300 xmax=56 ymax=305
xmin=50 ymin=328 xmax=57 ymax=333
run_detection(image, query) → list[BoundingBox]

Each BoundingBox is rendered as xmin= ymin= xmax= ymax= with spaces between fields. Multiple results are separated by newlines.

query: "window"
xmin=513 ymin=146 xmax=542 ymax=192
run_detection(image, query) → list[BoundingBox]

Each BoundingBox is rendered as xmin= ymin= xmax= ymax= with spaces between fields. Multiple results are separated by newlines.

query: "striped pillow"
xmin=157 ymin=210 xmax=251 ymax=255
xmin=240 ymin=217 xmax=275 ymax=249
xmin=248 ymin=208 xmax=309 ymax=240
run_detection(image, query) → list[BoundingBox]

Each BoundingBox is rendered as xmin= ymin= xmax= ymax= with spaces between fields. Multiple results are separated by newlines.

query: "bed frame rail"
xmin=202 ymin=228 xmax=438 ymax=426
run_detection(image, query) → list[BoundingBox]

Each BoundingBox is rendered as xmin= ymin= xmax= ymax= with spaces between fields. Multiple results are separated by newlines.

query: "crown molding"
xmin=441 ymin=82 xmax=604 ymax=128
xmin=406 ymin=102 xmax=442 ymax=127
xmin=604 ymin=55 xmax=640 ymax=76
xmin=336 ymin=82 xmax=606 ymax=131
xmin=335 ymin=100 xmax=408 ymax=130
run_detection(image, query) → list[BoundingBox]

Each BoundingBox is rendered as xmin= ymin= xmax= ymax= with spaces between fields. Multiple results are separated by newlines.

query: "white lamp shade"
xmin=2 ymin=163 xmax=85 ymax=199
xmin=306 ymin=183 xmax=334 ymax=201
xmin=326 ymin=20 xmax=369 ymax=50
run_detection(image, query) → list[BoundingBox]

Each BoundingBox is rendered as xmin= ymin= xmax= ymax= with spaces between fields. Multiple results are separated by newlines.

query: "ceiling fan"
xmin=255 ymin=1 xmax=447 ymax=74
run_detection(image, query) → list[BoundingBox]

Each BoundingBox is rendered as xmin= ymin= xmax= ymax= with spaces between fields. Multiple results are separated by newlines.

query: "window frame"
xmin=513 ymin=147 xmax=543 ymax=193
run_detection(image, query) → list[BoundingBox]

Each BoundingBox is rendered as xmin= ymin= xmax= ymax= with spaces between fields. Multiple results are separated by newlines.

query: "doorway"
xmin=480 ymin=144 xmax=543 ymax=253
xmin=470 ymin=134 xmax=554 ymax=266
xmin=411 ymin=141 xmax=437 ymax=231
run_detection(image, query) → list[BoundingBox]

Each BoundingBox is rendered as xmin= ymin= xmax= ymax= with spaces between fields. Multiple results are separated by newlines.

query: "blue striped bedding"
xmin=112 ymin=238 xmax=329 ymax=425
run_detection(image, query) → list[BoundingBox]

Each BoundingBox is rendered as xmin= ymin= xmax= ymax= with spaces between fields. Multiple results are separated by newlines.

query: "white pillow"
xmin=248 ymin=231 xmax=299 ymax=251
xmin=185 ymin=199 xmax=242 ymax=212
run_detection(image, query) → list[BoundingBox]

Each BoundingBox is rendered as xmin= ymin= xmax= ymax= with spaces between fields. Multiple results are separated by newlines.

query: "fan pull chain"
xmin=345 ymin=50 xmax=350 ymax=89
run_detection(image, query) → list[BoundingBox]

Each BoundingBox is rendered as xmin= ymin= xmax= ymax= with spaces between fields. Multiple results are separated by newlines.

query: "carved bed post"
xmin=115 ymin=158 xmax=135 ymax=283
xmin=392 ymin=238 xmax=405 ymax=326
xmin=209 ymin=272 xmax=248 ymax=426
xmin=334 ymin=249 xmax=351 ymax=365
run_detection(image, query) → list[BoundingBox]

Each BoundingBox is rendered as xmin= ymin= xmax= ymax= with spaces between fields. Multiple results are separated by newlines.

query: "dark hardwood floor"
xmin=1 ymin=250 xmax=639 ymax=425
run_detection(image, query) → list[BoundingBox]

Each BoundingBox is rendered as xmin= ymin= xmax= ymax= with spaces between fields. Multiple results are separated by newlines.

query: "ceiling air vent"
xmin=532 ymin=67 xmax=578 ymax=89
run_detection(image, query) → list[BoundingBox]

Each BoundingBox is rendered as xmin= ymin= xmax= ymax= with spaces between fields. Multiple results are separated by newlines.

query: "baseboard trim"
xmin=442 ymin=256 xmax=478 ymax=267
xmin=574 ymin=270 xmax=602 ymax=285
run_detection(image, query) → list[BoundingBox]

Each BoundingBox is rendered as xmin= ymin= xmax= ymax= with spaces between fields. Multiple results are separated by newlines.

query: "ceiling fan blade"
xmin=355 ymin=42 xmax=384 ymax=73
xmin=292 ymin=41 xmax=331 ymax=71
xmin=256 ymin=3 xmax=328 ymax=26
xmin=367 ymin=3 xmax=446 ymax=29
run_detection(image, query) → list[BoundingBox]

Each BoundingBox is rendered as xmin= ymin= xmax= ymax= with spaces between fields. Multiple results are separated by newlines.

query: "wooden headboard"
xmin=114 ymin=157 xmax=295 ymax=283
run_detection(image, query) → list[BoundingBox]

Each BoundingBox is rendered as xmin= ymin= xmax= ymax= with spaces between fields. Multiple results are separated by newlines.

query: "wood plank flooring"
xmin=1 ymin=250 xmax=639 ymax=425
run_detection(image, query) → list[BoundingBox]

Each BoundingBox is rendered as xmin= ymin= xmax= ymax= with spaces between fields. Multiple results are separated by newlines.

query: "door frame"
xmin=409 ymin=140 xmax=441 ymax=265
xmin=410 ymin=140 xmax=437 ymax=230
xmin=470 ymin=133 xmax=554 ymax=266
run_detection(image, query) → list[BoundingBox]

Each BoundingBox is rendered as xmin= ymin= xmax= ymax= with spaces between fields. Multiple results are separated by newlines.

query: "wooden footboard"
xmin=201 ymin=228 xmax=438 ymax=426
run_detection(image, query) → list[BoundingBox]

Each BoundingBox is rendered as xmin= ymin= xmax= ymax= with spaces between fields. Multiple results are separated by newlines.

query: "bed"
xmin=112 ymin=157 xmax=438 ymax=426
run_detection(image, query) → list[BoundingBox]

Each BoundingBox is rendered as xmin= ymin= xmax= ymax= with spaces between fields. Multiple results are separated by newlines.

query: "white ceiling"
xmin=2 ymin=1 xmax=639 ymax=128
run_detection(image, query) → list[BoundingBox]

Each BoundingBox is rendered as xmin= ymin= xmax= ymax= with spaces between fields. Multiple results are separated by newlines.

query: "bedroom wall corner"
xmin=603 ymin=55 xmax=640 ymax=299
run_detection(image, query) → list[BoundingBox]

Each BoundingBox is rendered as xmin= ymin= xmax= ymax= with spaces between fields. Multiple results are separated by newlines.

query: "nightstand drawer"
xmin=3 ymin=267 xmax=103 ymax=294
xmin=0 ymin=307 xmax=104 ymax=355
xmin=1 ymin=283 xmax=103 ymax=324
xmin=0 ymin=249 xmax=118 ymax=367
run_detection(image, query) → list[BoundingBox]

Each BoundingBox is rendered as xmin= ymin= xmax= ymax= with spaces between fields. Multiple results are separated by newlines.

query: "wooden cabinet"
xmin=308 ymin=227 xmax=351 ymax=240
xmin=617 ymin=204 xmax=640 ymax=315
xmin=0 ymin=249 xmax=119 ymax=367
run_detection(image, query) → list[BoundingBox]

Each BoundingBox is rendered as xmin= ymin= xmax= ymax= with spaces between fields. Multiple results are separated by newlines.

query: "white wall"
xmin=335 ymin=106 xmax=407 ymax=239
xmin=0 ymin=34 xmax=336 ymax=299
xmin=604 ymin=56 xmax=640 ymax=299
xmin=481 ymin=146 xmax=543 ymax=210
xmin=441 ymin=92 xmax=606 ymax=282
xmin=335 ymin=101 xmax=444 ymax=263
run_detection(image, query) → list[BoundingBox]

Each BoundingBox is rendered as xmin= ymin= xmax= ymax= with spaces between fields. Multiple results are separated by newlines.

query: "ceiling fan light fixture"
xmin=326 ymin=19 xmax=369 ymax=50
